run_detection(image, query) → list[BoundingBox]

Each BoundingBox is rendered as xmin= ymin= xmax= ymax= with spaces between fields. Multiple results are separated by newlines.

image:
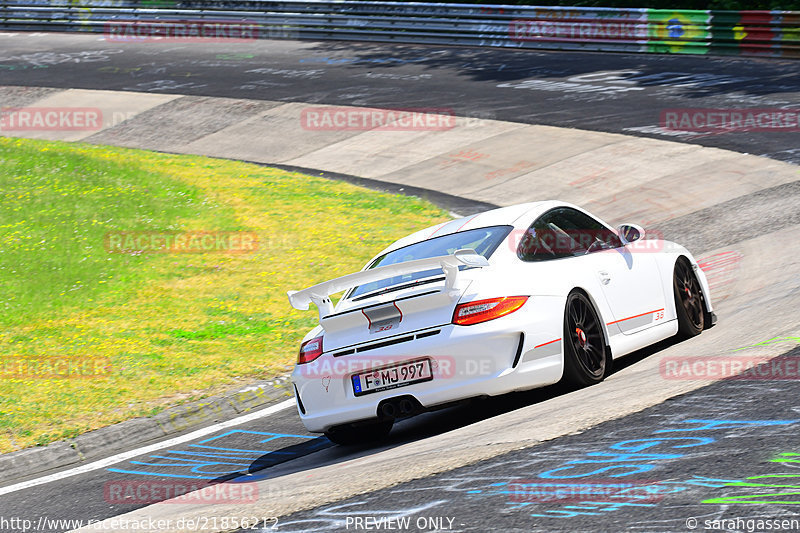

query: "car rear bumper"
xmin=290 ymin=297 xmax=565 ymax=433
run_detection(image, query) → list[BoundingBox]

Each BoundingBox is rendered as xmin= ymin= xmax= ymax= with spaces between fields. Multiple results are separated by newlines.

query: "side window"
xmin=552 ymin=208 xmax=622 ymax=253
xmin=517 ymin=210 xmax=573 ymax=261
xmin=517 ymin=208 xmax=622 ymax=262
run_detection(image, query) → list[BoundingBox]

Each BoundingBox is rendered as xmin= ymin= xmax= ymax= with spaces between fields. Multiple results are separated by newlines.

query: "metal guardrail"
xmin=0 ymin=1 xmax=798 ymax=58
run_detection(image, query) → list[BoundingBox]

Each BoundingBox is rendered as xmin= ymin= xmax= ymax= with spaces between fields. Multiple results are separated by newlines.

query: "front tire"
xmin=562 ymin=291 xmax=608 ymax=387
xmin=324 ymin=419 xmax=393 ymax=446
xmin=673 ymin=258 xmax=705 ymax=339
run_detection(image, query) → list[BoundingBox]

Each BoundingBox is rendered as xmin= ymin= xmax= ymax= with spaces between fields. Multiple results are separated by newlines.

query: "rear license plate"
xmin=351 ymin=358 xmax=432 ymax=397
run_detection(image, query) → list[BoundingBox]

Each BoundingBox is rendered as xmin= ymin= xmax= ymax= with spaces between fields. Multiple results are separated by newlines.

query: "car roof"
xmin=378 ymin=200 xmax=566 ymax=255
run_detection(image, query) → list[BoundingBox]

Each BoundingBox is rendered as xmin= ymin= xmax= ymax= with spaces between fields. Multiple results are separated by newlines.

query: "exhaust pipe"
xmin=398 ymin=398 xmax=415 ymax=416
xmin=380 ymin=402 xmax=397 ymax=419
xmin=378 ymin=396 xmax=421 ymax=420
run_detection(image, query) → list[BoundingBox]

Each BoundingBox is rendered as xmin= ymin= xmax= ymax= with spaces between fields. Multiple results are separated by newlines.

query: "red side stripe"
xmin=534 ymin=338 xmax=561 ymax=349
xmin=606 ymin=308 xmax=664 ymax=326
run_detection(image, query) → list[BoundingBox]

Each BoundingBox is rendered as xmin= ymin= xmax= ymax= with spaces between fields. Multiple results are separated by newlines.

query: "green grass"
xmin=0 ymin=137 xmax=450 ymax=453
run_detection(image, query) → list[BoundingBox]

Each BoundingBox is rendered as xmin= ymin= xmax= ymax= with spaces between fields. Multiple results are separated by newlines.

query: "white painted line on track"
xmin=0 ymin=398 xmax=296 ymax=496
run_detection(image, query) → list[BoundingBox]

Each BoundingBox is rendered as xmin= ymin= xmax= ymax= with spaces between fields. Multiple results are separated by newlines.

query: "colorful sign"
xmin=648 ymin=10 xmax=711 ymax=54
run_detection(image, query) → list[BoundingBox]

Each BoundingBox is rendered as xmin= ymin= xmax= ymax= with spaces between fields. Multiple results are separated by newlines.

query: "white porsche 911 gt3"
xmin=287 ymin=201 xmax=716 ymax=444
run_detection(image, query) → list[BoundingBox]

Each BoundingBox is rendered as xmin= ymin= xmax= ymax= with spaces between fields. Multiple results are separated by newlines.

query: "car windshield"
xmin=349 ymin=225 xmax=513 ymax=299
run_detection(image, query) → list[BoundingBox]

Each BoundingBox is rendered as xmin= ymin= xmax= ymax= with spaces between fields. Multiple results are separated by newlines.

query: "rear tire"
xmin=562 ymin=291 xmax=608 ymax=387
xmin=673 ymin=258 xmax=705 ymax=339
xmin=324 ymin=419 xmax=393 ymax=446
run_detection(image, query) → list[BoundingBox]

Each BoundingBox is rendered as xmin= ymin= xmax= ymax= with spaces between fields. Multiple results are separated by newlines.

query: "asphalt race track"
xmin=279 ymin=350 xmax=800 ymax=533
xmin=1 ymin=34 xmax=800 ymax=164
xmin=1 ymin=33 xmax=800 ymax=533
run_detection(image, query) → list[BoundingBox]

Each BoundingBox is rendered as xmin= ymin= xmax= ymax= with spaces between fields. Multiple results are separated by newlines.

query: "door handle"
xmin=599 ymin=271 xmax=611 ymax=285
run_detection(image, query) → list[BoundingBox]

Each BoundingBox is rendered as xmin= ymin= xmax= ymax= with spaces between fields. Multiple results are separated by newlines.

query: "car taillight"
xmin=453 ymin=296 xmax=529 ymax=326
xmin=298 ymin=336 xmax=323 ymax=364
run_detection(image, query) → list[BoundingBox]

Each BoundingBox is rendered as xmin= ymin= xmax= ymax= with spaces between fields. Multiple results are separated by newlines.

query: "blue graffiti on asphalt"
xmin=536 ymin=436 xmax=713 ymax=479
xmin=538 ymin=420 xmax=798 ymax=480
xmin=107 ymin=430 xmax=329 ymax=482
xmin=523 ymin=477 xmax=741 ymax=518
xmin=466 ymin=475 xmax=741 ymax=518
xmin=520 ymin=419 xmax=798 ymax=518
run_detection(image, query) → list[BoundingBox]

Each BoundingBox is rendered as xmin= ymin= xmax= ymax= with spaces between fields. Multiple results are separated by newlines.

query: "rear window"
xmin=349 ymin=225 xmax=513 ymax=299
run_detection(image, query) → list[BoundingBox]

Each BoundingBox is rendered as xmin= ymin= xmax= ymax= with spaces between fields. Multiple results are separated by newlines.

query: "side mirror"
xmin=617 ymin=223 xmax=645 ymax=244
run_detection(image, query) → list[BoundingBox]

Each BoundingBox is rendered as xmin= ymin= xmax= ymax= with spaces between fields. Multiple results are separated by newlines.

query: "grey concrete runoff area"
xmin=0 ymin=32 xmax=798 ymax=533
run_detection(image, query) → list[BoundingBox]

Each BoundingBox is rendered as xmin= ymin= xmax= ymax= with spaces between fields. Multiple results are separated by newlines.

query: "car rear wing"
xmin=287 ymin=249 xmax=490 ymax=319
